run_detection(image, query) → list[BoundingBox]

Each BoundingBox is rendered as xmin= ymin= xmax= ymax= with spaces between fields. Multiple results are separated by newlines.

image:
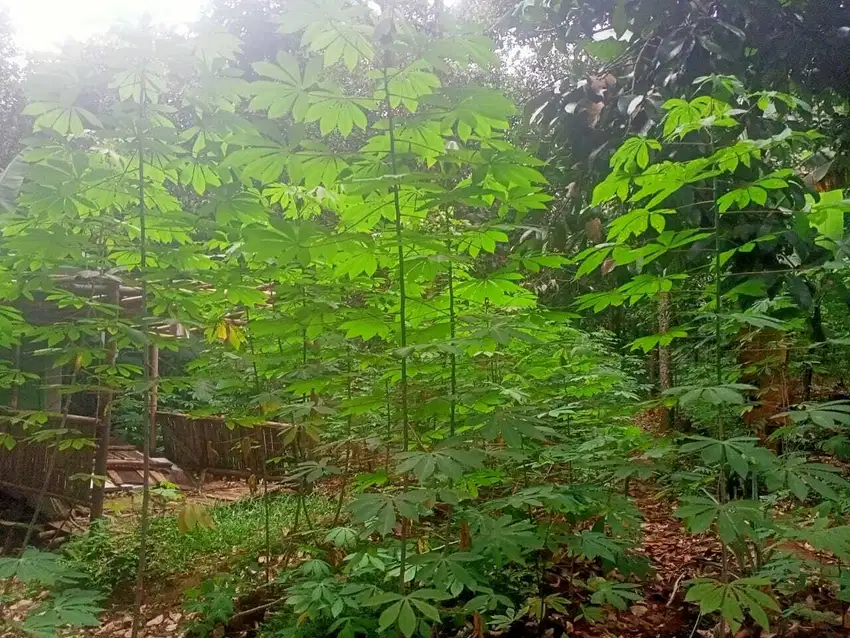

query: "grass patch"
xmin=64 ymin=494 xmax=333 ymax=592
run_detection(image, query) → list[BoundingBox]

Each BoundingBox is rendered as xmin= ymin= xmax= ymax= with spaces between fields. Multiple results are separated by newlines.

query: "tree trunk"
xmin=658 ymin=291 xmax=674 ymax=430
xmin=803 ymin=303 xmax=824 ymax=401
xmin=90 ymin=285 xmax=120 ymax=521
xmin=148 ymin=344 xmax=159 ymax=451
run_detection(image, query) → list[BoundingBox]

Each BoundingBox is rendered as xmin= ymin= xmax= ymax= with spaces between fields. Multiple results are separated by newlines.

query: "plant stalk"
xmin=131 ymin=64 xmax=152 ymax=638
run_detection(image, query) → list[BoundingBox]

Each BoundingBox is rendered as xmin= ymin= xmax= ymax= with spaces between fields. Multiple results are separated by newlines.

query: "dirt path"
xmin=573 ymin=485 xmax=715 ymax=638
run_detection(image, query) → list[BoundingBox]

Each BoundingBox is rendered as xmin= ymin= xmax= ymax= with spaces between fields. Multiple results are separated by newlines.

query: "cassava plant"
xmin=578 ymin=76 xmax=850 ymax=633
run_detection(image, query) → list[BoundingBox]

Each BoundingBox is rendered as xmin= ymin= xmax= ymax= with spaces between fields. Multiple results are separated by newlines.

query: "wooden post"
xmin=148 ymin=344 xmax=159 ymax=452
xmin=90 ymin=285 xmax=120 ymax=521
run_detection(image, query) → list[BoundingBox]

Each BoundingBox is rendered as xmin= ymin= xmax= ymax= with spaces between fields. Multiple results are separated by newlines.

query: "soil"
xmin=5 ymin=479 xmax=850 ymax=637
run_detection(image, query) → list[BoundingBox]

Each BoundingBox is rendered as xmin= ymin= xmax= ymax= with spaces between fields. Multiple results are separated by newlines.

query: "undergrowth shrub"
xmin=64 ymin=495 xmax=333 ymax=590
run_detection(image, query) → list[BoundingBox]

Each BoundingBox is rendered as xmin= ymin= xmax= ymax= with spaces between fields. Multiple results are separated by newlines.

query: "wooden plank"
xmin=106 ymin=460 xmax=171 ymax=471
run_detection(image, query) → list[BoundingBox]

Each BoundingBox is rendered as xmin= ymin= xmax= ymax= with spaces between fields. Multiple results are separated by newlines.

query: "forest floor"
xmin=0 ymin=484 xmax=717 ymax=638
xmin=570 ymin=484 xmax=712 ymax=638
xmin=5 ymin=474 xmax=850 ymax=637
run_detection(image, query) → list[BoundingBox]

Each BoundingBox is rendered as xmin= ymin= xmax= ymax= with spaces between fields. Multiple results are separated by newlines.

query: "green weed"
xmin=64 ymin=495 xmax=333 ymax=591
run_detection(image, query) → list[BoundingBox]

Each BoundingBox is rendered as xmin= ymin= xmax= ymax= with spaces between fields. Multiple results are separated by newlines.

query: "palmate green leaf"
xmin=454 ymin=273 xmax=536 ymax=308
xmin=808 ymin=189 xmax=850 ymax=244
xmin=607 ymin=208 xmax=672 ymax=242
xmin=482 ymin=484 xmax=593 ymax=514
xmin=787 ymin=524 xmax=850 ymax=560
xmin=764 ymin=454 xmax=850 ymax=501
xmin=584 ymin=38 xmax=628 ymax=62
xmin=332 ymin=242 xmax=380 ymax=279
xmin=340 ymin=313 xmax=391 ymax=341
xmin=241 ymin=218 xmax=322 ymax=266
xmin=0 ymin=548 xmax=85 ymax=586
xmin=434 ymin=88 xmax=516 ymax=140
xmin=617 ymin=273 xmax=684 ymax=304
xmin=477 ymin=411 xmax=556 ymax=448
xmin=485 ymin=156 xmax=547 ymax=191
xmin=684 ymin=577 xmax=778 ymax=633
xmin=457 ymin=227 xmax=509 ymax=258
xmin=425 ymin=34 xmax=498 ymax=68
xmin=783 ymin=400 xmax=850 ymax=430
xmin=573 ymin=244 xmax=615 ymax=279
xmin=629 ymin=329 xmax=688 ymax=353
xmin=628 ymin=160 xmax=719 ymax=210
xmin=369 ymin=589 xmax=449 ymax=638
xmin=305 ymin=93 xmax=371 ymax=137
xmin=586 ymin=578 xmax=642 ymax=611
xmin=662 ymin=96 xmax=740 ymax=139
xmin=412 ymin=552 xmax=483 ymax=596
xmin=22 ymin=588 xmax=103 ymax=637
xmin=609 ymin=137 xmax=661 ymax=172
xmin=109 ymin=64 xmax=168 ymax=102
xmin=221 ymin=138 xmax=289 ymax=185
xmin=566 ymin=531 xmax=626 ymax=563
xmin=665 ymin=384 xmax=756 ymax=410
xmin=297 ymin=17 xmax=374 ymax=71
xmin=718 ymin=185 xmax=767 ymax=212
xmin=678 ymin=434 xmax=769 ymax=479
xmin=289 ymin=143 xmax=349 ymax=188
xmin=250 ymin=53 xmax=322 ymax=121
xmin=675 ymin=497 xmax=763 ymax=544
xmin=395 ymin=448 xmax=485 ymax=483
xmin=709 ymin=140 xmax=759 ymax=173
xmin=592 ymin=171 xmax=631 ymax=205
xmin=192 ymin=26 xmax=242 ymax=64
xmin=348 ymin=490 xmax=430 ymax=536
xmin=361 ymin=120 xmax=447 ymax=166
xmin=374 ymin=62 xmax=441 ymax=112
xmin=23 ymin=102 xmax=102 ymax=135
xmin=471 ymin=514 xmax=542 ymax=565
xmin=324 ymin=527 xmax=359 ymax=549
xmin=216 ymin=192 xmax=267 ymax=226
xmin=179 ymin=159 xmax=222 ymax=196
xmin=576 ymin=290 xmax=627 ymax=313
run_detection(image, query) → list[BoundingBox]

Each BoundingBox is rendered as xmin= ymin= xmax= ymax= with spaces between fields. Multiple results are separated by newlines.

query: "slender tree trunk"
xmin=657 ymin=291 xmax=673 ymax=430
xmin=9 ymin=344 xmax=20 ymax=409
xmin=131 ymin=67 xmax=152 ymax=638
xmin=90 ymin=284 xmax=120 ymax=521
xmin=148 ymin=344 xmax=159 ymax=451
xmin=383 ymin=60 xmax=410 ymax=595
xmin=803 ymin=302 xmax=824 ymax=401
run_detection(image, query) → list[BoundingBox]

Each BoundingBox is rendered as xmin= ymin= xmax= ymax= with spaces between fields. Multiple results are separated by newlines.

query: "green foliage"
xmin=19 ymin=589 xmax=103 ymax=638
xmin=184 ymin=577 xmax=237 ymax=637
xmin=576 ymin=80 xmax=850 ymax=631
xmin=585 ymin=577 xmax=642 ymax=611
xmin=11 ymin=0 xmax=850 ymax=633
xmin=0 ymin=548 xmax=103 ymax=637
xmin=64 ymin=496 xmax=333 ymax=590
xmin=685 ymin=577 xmax=780 ymax=632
